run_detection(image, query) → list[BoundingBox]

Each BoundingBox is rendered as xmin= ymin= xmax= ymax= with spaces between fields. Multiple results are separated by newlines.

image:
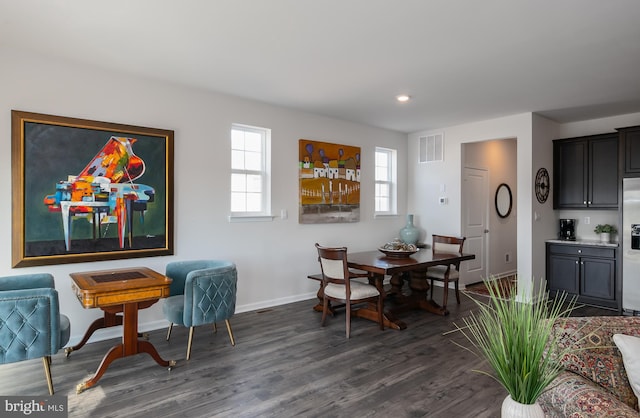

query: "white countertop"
xmin=546 ymin=239 xmax=619 ymax=248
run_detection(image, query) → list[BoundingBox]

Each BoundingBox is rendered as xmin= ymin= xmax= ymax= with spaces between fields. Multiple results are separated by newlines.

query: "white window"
xmin=230 ymin=124 xmax=271 ymax=219
xmin=375 ymin=147 xmax=397 ymax=215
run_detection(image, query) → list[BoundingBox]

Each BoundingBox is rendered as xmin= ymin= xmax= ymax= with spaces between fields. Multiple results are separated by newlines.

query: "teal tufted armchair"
xmin=163 ymin=260 xmax=237 ymax=360
xmin=0 ymin=273 xmax=71 ymax=395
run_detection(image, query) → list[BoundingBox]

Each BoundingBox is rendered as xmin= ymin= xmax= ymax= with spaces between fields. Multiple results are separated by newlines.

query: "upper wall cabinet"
xmin=619 ymin=125 xmax=640 ymax=177
xmin=553 ymin=133 xmax=618 ymax=209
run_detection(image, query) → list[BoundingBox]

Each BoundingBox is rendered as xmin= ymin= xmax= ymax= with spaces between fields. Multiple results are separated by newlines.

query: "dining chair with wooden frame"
xmin=427 ymin=234 xmax=466 ymax=310
xmin=315 ymin=243 xmax=384 ymax=338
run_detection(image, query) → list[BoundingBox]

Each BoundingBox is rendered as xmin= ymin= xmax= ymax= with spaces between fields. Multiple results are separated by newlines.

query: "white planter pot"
xmin=501 ymin=395 xmax=544 ymax=418
xmin=600 ymin=232 xmax=611 ymax=243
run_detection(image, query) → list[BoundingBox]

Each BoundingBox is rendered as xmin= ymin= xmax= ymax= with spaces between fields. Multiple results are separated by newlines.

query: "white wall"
xmin=408 ymin=113 xmax=538 ymax=299
xmin=0 ymin=47 xmax=407 ymax=344
xmin=531 ymin=114 xmax=560 ymax=295
xmin=558 ymin=113 xmax=640 ymax=138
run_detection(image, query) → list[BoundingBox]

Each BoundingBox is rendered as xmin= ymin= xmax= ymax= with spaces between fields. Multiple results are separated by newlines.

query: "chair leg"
xmin=454 ymin=280 xmax=461 ymax=304
xmin=321 ymin=297 xmax=329 ymax=327
xmin=186 ymin=326 xmax=195 ymax=360
xmin=429 ymin=278 xmax=434 ymax=300
xmin=213 ymin=322 xmax=218 ymax=333
xmin=166 ymin=323 xmax=174 ymax=341
xmin=345 ymin=300 xmax=351 ymax=339
xmin=225 ymin=319 xmax=236 ymax=346
xmin=442 ymin=278 xmax=449 ymax=310
xmin=377 ymin=296 xmax=384 ymax=331
xmin=42 ymin=356 xmax=54 ymax=395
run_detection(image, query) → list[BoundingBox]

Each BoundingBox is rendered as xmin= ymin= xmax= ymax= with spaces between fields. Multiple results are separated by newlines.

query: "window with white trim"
xmin=230 ymin=124 xmax=271 ymax=218
xmin=375 ymin=147 xmax=397 ymax=215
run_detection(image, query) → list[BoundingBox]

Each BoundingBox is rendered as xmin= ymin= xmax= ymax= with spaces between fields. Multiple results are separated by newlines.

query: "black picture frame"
xmin=495 ymin=183 xmax=512 ymax=218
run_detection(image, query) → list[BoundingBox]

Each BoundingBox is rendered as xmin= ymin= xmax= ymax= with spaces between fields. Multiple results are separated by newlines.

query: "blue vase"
xmin=399 ymin=214 xmax=420 ymax=245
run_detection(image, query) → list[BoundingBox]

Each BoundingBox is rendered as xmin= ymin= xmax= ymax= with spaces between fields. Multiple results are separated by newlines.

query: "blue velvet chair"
xmin=0 ymin=273 xmax=71 ymax=395
xmin=163 ymin=260 xmax=237 ymax=360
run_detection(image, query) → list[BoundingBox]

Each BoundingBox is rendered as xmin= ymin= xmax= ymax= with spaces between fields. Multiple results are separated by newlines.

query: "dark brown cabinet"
xmin=553 ymin=133 xmax=618 ymax=209
xmin=546 ymin=243 xmax=617 ymax=310
xmin=619 ymin=125 xmax=640 ymax=176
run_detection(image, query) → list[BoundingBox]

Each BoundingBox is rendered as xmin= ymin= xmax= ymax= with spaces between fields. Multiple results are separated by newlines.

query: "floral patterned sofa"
xmin=538 ymin=316 xmax=640 ymax=417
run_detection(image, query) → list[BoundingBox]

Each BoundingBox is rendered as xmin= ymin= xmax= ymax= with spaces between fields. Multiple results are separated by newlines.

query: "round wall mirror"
xmin=495 ymin=183 xmax=512 ymax=218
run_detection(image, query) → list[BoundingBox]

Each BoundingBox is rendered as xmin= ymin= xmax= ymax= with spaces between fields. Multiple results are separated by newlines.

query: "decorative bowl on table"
xmin=378 ymin=239 xmax=418 ymax=258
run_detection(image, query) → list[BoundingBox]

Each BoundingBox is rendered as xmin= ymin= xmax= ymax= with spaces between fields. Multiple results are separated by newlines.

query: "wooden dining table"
xmin=345 ymin=249 xmax=475 ymax=330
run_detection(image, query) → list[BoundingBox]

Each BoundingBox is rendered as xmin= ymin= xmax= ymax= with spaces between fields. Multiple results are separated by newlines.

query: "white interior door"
xmin=462 ymin=167 xmax=489 ymax=285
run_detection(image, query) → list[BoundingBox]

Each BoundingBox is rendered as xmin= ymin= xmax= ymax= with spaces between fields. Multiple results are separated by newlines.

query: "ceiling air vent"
xmin=419 ymin=133 xmax=444 ymax=163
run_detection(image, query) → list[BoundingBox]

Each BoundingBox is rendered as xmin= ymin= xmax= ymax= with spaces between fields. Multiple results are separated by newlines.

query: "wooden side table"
xmin=69 ymin=266 xmax=175 ymax=393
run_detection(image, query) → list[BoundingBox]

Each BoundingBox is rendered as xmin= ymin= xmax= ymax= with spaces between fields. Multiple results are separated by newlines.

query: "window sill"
xmin=374 ymin=213 xmax=400 ymax=219
xmin=228 ymin=215 xmax=275 ymax=223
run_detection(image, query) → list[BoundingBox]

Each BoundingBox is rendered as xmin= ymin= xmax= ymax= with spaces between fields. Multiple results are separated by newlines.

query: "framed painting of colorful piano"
xmin=11 ymin=110 xmax=174 ymax=267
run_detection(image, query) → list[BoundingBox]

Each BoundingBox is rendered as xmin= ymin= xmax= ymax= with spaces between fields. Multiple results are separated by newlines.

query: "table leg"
xmin=352 ymin=303 xmax=406 ymax=330
xmin=391 ymin=271 xmax=448 ymax=316
xmin=76 ymin=344 xmax=122 ymax=393
xmin=65 ymin=311 xmax=123 ymax=357
xmin=122 ymin=302 xmax=139 ymax=355
xmin=76 ymin=302 xmax=175 ymax=393
xmin=352 ymin=273 xmax=407 ymax=330
xmin=138 ymin=340 xmax=173 ymax=367
xmin=122 ymin=303 xmax=172 ymax=366
xmin=387 ymin=273 xmax=405 ymax=297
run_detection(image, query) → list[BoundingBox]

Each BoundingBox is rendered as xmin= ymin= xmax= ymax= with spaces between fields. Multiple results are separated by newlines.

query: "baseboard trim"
xmin=67 ymin=292 xmax=318 ymax=346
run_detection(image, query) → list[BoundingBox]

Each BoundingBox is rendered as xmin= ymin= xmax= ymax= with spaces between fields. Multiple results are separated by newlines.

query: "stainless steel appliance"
xmin=622 ymin=178 xmax=640 ymax=314
xmin=559 ymin=218 xmax=576 ymax=240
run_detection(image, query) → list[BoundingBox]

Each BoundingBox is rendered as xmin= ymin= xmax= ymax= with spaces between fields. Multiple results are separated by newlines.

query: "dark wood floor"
xmin=0 ymin=287 xmax=616 ymax=418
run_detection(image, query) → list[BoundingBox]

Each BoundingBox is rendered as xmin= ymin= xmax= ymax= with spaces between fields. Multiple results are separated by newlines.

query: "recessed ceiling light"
xmin=396 ymin=94 xmax=411 ymax=102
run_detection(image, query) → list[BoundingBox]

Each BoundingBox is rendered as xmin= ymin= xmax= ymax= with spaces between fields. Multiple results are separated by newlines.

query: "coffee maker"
xmin=559 ymin=219 xmax=576 ymax=241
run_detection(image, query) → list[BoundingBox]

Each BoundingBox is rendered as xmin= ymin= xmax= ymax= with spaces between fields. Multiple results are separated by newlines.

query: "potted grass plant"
xmin=453 ymin=278 xmax=575 ymax=417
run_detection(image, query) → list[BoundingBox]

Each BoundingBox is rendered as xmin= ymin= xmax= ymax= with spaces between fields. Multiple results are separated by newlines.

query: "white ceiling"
xmin=2 ymin=0 xmax=640 ymax=133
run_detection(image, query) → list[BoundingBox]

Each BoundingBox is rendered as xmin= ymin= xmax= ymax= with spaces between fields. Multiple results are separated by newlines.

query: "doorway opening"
xmin=461 ymin=138 xmax=517 ymax=287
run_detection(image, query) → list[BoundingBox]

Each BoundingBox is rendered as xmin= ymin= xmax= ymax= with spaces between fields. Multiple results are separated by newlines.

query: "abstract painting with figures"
xmin=298 ymin=139 xmax=360 ymax=224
